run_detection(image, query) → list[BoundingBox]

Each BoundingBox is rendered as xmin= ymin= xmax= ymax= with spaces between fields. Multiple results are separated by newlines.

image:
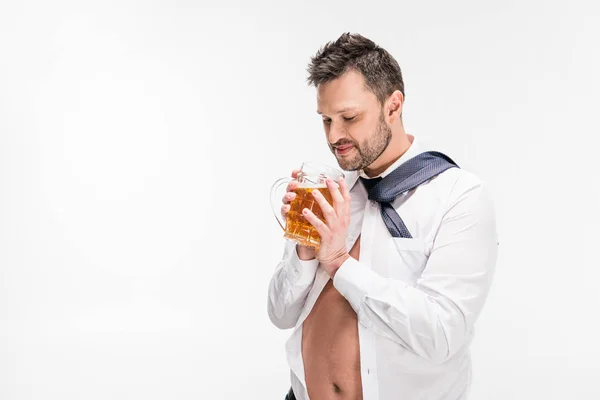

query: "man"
xmin=267 ymin=32 xmax=498 ymax=400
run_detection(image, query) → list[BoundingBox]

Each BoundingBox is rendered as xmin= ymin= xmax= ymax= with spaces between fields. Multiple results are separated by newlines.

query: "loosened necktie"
xmin=359 ymin=151 xmax=459 ymax=238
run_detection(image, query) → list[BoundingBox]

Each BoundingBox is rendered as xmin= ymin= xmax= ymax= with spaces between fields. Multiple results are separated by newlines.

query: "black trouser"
xmin=284 ymin=387 xmax=296 ymax=400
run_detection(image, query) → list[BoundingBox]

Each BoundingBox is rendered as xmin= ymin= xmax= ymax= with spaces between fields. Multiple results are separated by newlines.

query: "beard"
xmin=330 ymin=112 xmax=392 ymax=171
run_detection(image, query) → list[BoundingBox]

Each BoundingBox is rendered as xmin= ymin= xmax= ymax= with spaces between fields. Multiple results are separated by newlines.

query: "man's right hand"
xmin=280 ymin=169 xmax=317 ymax=261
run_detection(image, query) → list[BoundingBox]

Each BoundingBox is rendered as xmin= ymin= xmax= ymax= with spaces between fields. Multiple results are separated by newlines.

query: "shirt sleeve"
xmin=333 ymin=181 xmax=498 ymax=364
xmin=267 ymin=240 xmax=320 ymax=329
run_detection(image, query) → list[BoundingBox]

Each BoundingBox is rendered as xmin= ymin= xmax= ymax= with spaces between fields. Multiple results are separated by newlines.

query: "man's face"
xmin=317 ymin=70 xmax=391 ymax=171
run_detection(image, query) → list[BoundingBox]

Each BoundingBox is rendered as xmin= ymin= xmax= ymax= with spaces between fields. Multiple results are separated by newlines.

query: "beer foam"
xmin=296 ymin=182 xmax=328 ymax=189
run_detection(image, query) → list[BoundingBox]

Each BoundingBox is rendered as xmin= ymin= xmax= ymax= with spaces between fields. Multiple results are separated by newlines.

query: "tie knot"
xmin=359 ymin=176 xmax=382 ymax=193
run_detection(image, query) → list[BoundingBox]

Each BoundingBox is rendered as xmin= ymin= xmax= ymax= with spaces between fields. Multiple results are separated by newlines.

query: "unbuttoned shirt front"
xmin=267 ymin=136 xmax=498 ymax=400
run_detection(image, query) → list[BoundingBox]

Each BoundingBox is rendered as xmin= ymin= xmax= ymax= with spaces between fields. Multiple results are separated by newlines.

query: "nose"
xmin=326 ymin=121 xmax=347 ymax=145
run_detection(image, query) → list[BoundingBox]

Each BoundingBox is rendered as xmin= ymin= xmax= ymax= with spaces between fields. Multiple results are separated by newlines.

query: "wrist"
xmin=320 ymin=251 xmax=350 ymax=277
xmin=296 ymin=245 xmax=316 ymax=261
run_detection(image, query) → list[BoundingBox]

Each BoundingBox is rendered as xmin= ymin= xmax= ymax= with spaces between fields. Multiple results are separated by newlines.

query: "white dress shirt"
xmin=267 ymin=136 xmax=498 ymax=400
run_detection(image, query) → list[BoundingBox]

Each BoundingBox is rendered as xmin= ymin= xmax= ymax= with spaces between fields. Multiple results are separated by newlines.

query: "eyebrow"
xmin=317 ymin=107 xmax=359 ymax=115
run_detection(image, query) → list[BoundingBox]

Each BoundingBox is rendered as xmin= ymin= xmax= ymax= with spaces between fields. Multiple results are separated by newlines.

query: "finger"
xmin=291 ymin=169 xmax=300 ymax=179
xmin=337 ymin=177 xmax=351 ymax=218
xmin=286 ymin=179 xmax=299 ymax=193
xmin=311 ymin=188 xmax=336 ymax=222
xmin=339 ymin=177 xmax=351 ymax=203
xmin=280 ymin=204 xmax=291 ymax=219
xmin=327 ymin=178 xmax=345 ymax=209
xmin=302 ymin=207 xmax=330 ymax=237
xmin=281 ymin=191 xmax=296 ymax=204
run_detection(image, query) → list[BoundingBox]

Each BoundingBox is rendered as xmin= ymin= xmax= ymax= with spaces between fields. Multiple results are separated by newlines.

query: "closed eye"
xmin=343 ymin=116 xmax=357 ymax=122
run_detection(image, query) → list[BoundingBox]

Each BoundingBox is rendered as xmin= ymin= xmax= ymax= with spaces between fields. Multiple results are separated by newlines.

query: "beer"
xmin=270 ymin=161 xmax=344 ymax=248
xmin=284 ymin=184 xmax=333 ymax=248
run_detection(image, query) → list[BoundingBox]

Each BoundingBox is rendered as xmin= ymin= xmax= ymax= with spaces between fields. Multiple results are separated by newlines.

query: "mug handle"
xmin=270 ymin=177 xmax=292 ymax=232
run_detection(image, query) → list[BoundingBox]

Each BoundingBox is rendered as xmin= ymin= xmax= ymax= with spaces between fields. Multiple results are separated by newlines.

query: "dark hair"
xmin=307 ymin=32 xmax=405 ymax=104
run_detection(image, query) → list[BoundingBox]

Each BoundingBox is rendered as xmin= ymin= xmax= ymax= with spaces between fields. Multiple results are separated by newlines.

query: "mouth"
xmin=334 ymin=144 xmax=354 ymax=156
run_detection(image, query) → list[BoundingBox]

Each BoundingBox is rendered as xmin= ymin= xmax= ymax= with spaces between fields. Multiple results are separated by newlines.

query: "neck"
xmin=363 ymin=128 xmax=413 ymax=178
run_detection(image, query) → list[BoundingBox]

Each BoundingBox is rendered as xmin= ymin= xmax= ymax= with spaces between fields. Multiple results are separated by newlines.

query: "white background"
xmin=1 ymin=0 xmax=599 ymax=399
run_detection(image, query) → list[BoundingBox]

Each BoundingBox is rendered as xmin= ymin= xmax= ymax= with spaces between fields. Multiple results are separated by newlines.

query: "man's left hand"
xmin=302 ymin=177 xmax=351 ymax=277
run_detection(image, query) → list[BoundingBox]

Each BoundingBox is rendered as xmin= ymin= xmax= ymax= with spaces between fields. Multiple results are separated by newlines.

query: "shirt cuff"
xmin=286 ymin=245 xmax=320 ymax=286
xmin=333 ymin=257 xmax=386 ymax=312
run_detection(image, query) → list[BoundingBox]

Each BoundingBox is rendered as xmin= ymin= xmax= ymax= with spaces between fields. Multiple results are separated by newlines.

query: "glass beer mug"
xmin=270 ymin=162 xmax=345 ymax=249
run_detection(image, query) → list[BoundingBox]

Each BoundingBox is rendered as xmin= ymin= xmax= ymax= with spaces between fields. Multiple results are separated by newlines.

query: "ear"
xmin=385 ymin=90 xmax=404 ymax=124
